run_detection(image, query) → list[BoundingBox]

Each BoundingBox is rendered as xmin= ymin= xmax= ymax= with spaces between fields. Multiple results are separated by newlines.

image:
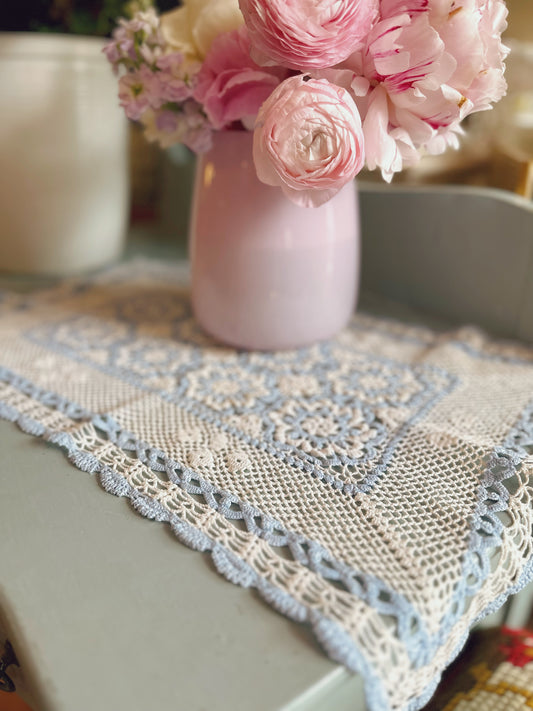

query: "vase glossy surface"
xmin=189 ymin=131 xmax=360 ymax=350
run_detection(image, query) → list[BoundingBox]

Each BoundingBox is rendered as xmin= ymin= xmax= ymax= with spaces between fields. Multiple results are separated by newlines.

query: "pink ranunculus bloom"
xmin=253 ymin=75 xmax=365 ymax=207
xmin=348 ymin=0 xmax=508 ymax=180
xmin=238 ymin=0 xmax=379 ymax=70
xmin=193 ymin=27 xmax=289 ymax=129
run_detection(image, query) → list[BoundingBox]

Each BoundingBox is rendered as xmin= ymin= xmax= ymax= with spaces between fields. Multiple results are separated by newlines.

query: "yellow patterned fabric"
xmin=423 ymin=627 xmax=533 ymax=710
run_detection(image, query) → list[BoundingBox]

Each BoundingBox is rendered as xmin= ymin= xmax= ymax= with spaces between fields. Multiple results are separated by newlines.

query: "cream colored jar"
xmin=0 ymin=33 xmax=129 ymax=275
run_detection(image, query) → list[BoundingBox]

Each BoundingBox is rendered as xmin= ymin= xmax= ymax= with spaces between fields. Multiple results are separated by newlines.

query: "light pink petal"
xmin=239 ymin=0 xmax=379 ymax=69
xmin=194 ymin=27 xmax=288 ymax=128
xmin=253 ymin=76 xmax=365 ymax=206
xmin=353 ymin=0 xmax=508 ymax=180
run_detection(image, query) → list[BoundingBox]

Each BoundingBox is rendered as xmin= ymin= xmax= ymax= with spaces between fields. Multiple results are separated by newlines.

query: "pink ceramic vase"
xmin=189 ymin=131 xmax=360 ymax=350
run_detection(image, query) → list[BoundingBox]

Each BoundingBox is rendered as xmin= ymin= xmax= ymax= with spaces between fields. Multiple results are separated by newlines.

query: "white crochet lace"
xmin=1 ymin=259 xmax=532 ymax=711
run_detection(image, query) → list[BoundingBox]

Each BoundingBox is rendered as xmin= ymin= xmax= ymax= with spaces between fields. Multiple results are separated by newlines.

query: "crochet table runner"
xmin=1 ymin=259 xmax=533 ymax=711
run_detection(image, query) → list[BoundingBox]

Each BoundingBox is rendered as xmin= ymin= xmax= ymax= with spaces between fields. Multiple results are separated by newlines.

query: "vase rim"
xmin=0 ymin=32 xmax=107 ymax=61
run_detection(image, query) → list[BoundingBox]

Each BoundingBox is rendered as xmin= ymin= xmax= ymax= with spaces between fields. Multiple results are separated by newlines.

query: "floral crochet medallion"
xmin=1 ymin=259 xmax=533 ymax=711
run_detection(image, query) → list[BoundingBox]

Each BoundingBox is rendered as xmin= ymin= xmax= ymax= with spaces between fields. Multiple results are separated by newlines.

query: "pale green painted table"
xmin=2 ymin=183 xmax=533 ymax=711
xmin=0 ymin=231 xmax=367 ymax=711
xmin=0 ymin=419 xmax=366 ymax=711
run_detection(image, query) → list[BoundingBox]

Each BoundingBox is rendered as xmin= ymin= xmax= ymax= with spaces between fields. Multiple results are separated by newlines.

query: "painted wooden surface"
xmin=2 ymin=183 xmax=533 ymax=710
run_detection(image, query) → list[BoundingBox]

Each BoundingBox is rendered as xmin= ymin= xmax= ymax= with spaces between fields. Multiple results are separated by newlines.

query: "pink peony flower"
xmin=431 ymin=0 xmax=509 ymax=112
xmin=253 ymin=76 xmax=365 ymax=207
xmin=345 ymin=0 xmax=508 ymax=179
xmin=238 ymin=0 xmax=379 ymax=70
xmin=194 ymin=27 xmax=289 ymax=129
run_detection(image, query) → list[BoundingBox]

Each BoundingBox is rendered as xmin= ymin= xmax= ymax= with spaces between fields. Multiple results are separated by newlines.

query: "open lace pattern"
xmin=1 ymin=259 xmax=532 ymax=711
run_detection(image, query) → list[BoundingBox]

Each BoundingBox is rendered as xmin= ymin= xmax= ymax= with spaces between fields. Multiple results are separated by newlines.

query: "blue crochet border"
xmin=0 ymin=366 xmax=428 ymax=647
xmin=1 ymin=364 xmax=533 ymax=710
xmin=24 ymin=315 xmax=457 ymax=498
